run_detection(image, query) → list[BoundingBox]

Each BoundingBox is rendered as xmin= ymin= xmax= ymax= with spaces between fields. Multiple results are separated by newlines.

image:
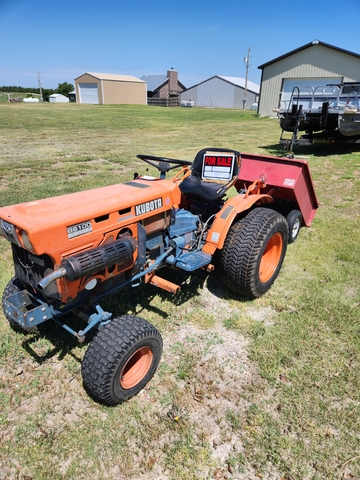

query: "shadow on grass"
xmin=261 ymin=140 xmax=360 ymax=158
xmin=17 ymin=267 xmax=214 ymax=365
xmin=21 ymin=316 xmax=84 ymax=365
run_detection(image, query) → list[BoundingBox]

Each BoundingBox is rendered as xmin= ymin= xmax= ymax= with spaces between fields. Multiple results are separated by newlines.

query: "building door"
xmin=78 ymin=83 xmax=99 ymax=104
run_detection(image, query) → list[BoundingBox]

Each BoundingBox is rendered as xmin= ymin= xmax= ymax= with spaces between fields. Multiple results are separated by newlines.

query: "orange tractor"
xmin=0 ymin=148 xmax=318 ymax=405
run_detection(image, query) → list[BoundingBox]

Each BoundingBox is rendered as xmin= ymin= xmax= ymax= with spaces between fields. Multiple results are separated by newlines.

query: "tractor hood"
xmin=0 ymin=177 xmax=182 ymax=255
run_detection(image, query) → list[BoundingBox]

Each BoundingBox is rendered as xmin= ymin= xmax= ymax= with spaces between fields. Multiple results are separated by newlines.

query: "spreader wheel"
xmin=81 ymin=315 xmax=163 ymax=406
xmin=221 ymin=208 xmax=288 ymax=298
xmin=286 ymin=209 xmax=302 ymax=243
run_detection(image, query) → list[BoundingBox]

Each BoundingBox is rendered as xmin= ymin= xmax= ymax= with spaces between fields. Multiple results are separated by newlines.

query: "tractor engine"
xmin=144 ymin=208 xmax=202 ymax=264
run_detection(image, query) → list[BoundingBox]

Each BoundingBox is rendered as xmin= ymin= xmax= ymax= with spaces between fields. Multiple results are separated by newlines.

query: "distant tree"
xmin=0 ymin=86 xmax=40 ymax=94
xmin=57 ymin=82 xmax=74 ymax=97
xmin=42 ymin=89 xmax=56 ymax=102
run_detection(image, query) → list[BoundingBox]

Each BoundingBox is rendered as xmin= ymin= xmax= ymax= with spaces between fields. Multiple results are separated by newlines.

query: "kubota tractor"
xmin=0 ymin=148 xmax=318 ymax=405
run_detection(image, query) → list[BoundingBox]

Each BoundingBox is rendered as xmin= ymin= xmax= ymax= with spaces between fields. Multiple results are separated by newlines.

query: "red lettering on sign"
xmin=204 ymin=156 xmax=216 ymax=166
xmin=214 ymin=156 xmax=232 ymax=167
xmin=204 ymin=155 xmax=233 ymax=167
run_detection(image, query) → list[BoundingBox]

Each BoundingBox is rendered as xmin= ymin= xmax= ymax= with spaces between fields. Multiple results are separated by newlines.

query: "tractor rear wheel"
xmin=221 ymin=208 xmax=288 ymax=298
xmin=81 ymin=315 xmax=163 ymax=406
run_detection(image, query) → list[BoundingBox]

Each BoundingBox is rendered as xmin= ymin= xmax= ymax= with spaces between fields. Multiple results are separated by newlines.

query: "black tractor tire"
xmin=81 ymin=315 xmax=163 ymax=406
xmin=286 ymin=209 xmax=302 ymax=243
xmin=220 ymin=207 xmax=288 ymax=298
xmin=2 ymin=277 xmax=29 ymax=332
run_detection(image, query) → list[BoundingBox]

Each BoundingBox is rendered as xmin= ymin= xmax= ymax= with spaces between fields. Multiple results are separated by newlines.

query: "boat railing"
xmin=345 ymin=90 xmax=360 ymax=110
xmin=311 ymin=85 xmax=340 ymax=110
xmin=284 ymin=86 xmax=314 ymax=111
xmin=280 ymin=85 xmax=341 ymax=111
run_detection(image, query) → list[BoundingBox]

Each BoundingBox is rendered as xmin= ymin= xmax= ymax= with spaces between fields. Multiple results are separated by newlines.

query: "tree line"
xmin=0 ymin=82 xmax=74 ymax=102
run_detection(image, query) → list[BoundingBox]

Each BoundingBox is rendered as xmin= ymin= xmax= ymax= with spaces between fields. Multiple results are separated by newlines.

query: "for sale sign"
xmin=202 ymin=152 xmax=235 ymax=181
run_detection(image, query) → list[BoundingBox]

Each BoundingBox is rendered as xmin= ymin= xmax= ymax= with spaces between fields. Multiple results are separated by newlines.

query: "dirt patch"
xmin=0 ymin=276 xmax=281 ymax=479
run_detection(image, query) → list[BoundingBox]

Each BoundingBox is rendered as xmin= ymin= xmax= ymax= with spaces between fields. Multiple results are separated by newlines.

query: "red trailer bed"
xmin=236 ymin=153 xmax=319 ymax=226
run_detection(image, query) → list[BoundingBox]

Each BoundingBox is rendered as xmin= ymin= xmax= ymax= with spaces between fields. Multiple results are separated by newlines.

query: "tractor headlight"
xmin=21 ymin=230 xmax=33 ymax=251
xmin=0 ymin=220 xmax=6 ymax=238
xmin=0 ymin=219 xmax=21 ymax=246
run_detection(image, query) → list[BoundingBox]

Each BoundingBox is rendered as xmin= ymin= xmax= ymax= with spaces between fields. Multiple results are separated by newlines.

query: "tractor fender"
xmin=202 ymin=193 xmax=274 ymax=254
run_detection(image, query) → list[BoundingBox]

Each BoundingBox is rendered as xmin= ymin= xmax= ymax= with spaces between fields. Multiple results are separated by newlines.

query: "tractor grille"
xmin=12 ymin=244 xmax=60 ymax=300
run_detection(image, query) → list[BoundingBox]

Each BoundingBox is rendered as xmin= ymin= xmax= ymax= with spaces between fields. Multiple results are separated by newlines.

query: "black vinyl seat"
xmin=179 ymin=148 xmax=241 ymax=202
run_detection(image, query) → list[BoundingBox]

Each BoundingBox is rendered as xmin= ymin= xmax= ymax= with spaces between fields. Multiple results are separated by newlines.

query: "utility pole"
xmin=38 ymin=72 xmax=43 ymax=102
xmin=242 ymin=48 xmax=250 ymax=110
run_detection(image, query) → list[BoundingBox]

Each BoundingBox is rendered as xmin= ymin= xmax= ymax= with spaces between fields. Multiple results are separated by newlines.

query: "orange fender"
xmin=202 ymin=193 xmax=274 ymax=254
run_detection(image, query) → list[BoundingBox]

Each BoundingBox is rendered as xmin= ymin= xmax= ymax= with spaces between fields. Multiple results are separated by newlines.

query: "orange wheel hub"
xmin=259 ymin=232 xmax=283 ymax=283
xmin=120 ymin=347 xmax=153 ymax=389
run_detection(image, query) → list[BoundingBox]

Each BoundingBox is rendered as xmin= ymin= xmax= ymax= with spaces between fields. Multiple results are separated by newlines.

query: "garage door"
xmin=281 ymin=77 xmax=342 ymax=109
xmin=78 ymin=83 xmax=99 ymax=104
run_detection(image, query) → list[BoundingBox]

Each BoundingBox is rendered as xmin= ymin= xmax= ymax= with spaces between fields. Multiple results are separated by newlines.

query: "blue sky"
xmin=1 ymin=0 xmax=360 ymax=90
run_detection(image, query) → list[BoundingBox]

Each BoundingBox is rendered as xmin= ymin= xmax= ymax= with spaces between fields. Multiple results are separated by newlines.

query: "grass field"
xmin=0 ymin=103 xmax=359 ymax=479
xmin=0 ymin=92 xmax=42 ymax=104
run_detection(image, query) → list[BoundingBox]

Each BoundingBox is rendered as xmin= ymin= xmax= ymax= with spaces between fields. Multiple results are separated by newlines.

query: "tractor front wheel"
xmin=2 ymin=277 xmax=32 ymax=332
xmin=221 ymin=208 xmax=288 ymax=298
xmin=81 ymin=315 xmax=163 ymax=406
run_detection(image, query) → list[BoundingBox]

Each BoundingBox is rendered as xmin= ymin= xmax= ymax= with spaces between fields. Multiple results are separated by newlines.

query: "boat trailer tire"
xmin=81 ymin=315 xmax=163 ymax=406
xmin=221 ymin=207 xmax=288 ymax=298
xmin=286 ymin=209 xmax=302 ymax=243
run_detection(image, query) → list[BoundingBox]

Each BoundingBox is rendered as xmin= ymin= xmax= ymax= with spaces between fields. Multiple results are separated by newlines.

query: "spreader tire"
xmin=286 ymin=209 xmax=302 ymax=243
xmin=221 ymin=208 xmax=288 ymax=298
xmin=81 ymin=315 xmax=163 ymax=406
xmin=2 ymin=277 xmax=29 ymax=331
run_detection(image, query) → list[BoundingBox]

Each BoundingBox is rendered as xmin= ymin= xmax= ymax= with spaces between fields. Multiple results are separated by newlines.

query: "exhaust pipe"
xmin=37 ymin=236 xmax=136 ymax=290
xmin=37 ymin=267 xmax=67 ymax=290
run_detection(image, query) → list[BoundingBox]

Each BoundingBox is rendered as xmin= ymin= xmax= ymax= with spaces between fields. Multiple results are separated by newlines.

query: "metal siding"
xmin=181 ymin=85 xmax=198 ymax=104
xmin=199 ymin=77 xmax=233 ymax=108
xmin=259 ymin=44 xmax=360 ymax=116
xmin=102 ymin=80 xmax=147 ymax=105
xmin=180 ymin=77 xmax=256 ymax=109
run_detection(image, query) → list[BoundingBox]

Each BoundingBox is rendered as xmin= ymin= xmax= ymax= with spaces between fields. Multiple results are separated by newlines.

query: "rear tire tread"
xmin=221 ymin=208 xmax=288 ymax=298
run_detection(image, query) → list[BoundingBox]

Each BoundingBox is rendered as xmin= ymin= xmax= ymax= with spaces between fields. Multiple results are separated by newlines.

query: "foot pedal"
xmin=166 ymin=251 xmax=212 ymax=272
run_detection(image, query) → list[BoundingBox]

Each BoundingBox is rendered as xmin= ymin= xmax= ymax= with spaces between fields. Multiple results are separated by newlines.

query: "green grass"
xmin=0 ymin=103 xmax=359 ymax=479
xmin=0 ymin=92 xmax=42 ymax=103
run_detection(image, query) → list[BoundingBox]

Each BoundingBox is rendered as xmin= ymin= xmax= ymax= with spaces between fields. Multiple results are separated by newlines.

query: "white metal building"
xmin=49 ymin=94 xmax=69 ymax=103
xmin=180 ymin=76 xmax=259 ymax=109
xmin=258 ymin=40 xmax=360 ymax=117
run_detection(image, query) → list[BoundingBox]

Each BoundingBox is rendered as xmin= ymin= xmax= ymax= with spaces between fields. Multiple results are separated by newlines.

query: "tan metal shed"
xmin=74 ymin=72 xmax=147 ymax=105
xmin=258 ymin=40 xmax=360 ymax=117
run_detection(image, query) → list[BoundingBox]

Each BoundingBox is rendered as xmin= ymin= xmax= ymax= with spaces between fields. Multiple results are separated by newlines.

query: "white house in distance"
xmin=49 ymin=93 xmax=69 ymax=103
xmin=180 ymin=75 xmax=260 ymax=109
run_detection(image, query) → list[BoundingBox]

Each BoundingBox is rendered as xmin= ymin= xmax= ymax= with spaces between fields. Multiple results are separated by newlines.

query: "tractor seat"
xmin=179 ymin=148 xmax=241 ymax=202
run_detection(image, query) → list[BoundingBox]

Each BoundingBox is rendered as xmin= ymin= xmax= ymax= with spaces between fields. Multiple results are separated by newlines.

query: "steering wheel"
xmin=136 ymin=154 xmax=192 ymax=176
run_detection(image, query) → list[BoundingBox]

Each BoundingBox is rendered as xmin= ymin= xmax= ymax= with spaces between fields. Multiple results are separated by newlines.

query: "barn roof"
xmin=140 ymin=75 xmax=167 ymax=91
xmin=184 ymin=75 xmax=260 ymax=94
xmin=258 ymin=40 xmax=360 ymax=69
xmin=218 ymin=76 xmax=260 ymax=94
xmin=75 ymin=72 xmax=145 ymax=83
